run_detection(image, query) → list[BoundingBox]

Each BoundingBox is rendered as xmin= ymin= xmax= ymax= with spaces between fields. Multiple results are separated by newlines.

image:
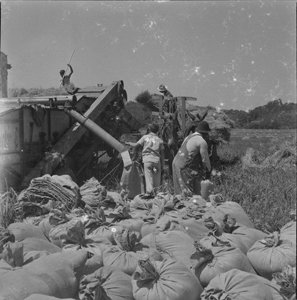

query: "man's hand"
xmin=205 ymin=170 xmax=211 ymax=180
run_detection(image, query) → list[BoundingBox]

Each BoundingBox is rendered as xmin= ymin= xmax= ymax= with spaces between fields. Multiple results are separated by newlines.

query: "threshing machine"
xmin=0 ymin=81 xmax=142 ymax=192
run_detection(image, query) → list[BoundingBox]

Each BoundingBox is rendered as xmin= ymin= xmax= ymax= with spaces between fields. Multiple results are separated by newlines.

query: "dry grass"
xmin=102 ymin=129 xmax=296 ymax=233
xmin=0 ymin=188 xmax=18 ymax=228
xmin=213 ymin=129 xmax=296 ymax=232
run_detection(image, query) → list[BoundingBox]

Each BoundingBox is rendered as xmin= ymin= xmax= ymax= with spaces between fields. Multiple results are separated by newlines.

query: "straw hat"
xmin=157 ymin=84 xmax=168 ymax=92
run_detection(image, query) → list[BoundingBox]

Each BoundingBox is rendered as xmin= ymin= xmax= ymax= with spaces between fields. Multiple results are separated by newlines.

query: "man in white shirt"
xmin=126 ymin=123 xmax=165 ymax=196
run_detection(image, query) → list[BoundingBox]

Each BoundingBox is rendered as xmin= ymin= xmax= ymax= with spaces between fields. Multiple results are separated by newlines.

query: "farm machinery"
xmin=0 ymin=81 xmax=142 ymax=192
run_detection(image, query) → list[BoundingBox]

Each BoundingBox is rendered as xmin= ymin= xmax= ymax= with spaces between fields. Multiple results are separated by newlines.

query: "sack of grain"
xmin=120 ymin=161 xmax=145 ymax=199
xmin=117 ymin=218 xmax=144 ymax=233
xmin=129 ymin=208 xmax=150 ymax=220
xmin=132 ymin=257 xmax=203 ymax=300
xmin=86 ymin=224 xmax=125 ymax=245
xmin=140 ymin=221 xmax=156 ymax=238
xmin=79 ymin=177 xmax=107 ymax=208
xmin=191 ymin=242 xmax=256 ymax=287
xmin=21 ymin=237 xmax=61 ymax=256
xmin=49 ymin=218 xmax=84 ymax=248
xmin=179 ymin=217 xmax=210 ymax=242
xmin=140 ymin=230 xmax=196 ymax=270
xmin=155 ymin=215 xmax=185 ymax=233
xmin=280 ymin=221 xmax=296 ymax=244
xmin=103 ymin=229 xmax=154 ymax=275
xmin=140 ymin=211 xmax=184 ymax=238
xmin=247 ymin=231 xmax=296 ymax=280
xmin=103 ymin=245 xmax=147 ymax=276
xmin=83 ymin=252 xmax=104 ymax=276
xmin=49 ymin=219 xmax=111 ymax=255
xmin=0 ymin=250 xmax=89 ymax=299
xmin=82 ymin=208 xmax=110 ymax=236
xmin=38 ymin=210 xmax=69 ymax=239
xmin=208 ymin=194 xmax=255 ymax=228
xmin=222 ymin=214 xmax=267 ymax=252
xmin=130 ymin=194 xmax=154 ymax=210
xmin=271 ymin=265 xmax=296 ymax=300
xmin=199 ymin=231 xmax=246 ymax=253
xmin=106 ymin=191 xmax=124 ymax=205
xmin=79 ymin=266 xmax=134 ymax=300
xmin=200 ymin=269 xmax=283 ymax=300
xmin=203 ymin=216 xmax=250 ymax=254
xmin=8 ymin=222 xmax=48 ymax=241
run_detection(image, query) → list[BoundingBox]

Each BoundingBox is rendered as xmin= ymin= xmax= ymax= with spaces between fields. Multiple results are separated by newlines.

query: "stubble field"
xmin=84 ymin=128 xmax=296 ymax=234
xmin=212 ymin=129 xmax=296 ymax=233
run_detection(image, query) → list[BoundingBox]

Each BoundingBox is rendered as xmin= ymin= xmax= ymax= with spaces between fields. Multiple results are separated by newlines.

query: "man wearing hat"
xmin=157 ymin=84 xmax=177 ymax=114
xmin=157 ymin=84 xmax=173 ymax=98
xmin=172 ymin=120 xmax=211 ymax=198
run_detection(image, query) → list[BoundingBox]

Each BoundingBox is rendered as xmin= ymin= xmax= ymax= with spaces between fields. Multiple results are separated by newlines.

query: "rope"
xmin=100 ymin=161 xmax=122 ymax=184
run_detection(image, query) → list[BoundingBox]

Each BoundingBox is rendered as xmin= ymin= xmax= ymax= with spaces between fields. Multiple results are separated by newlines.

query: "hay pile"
xmin=242 ymin=143 xmax=296 ymax=170
xmin=125 ymin=102 xmax=152 ymax=126
xmin=185 ymin=106 xmax=235 ymax=143
xmin=125 ymin=101 xmax=234 ymax=144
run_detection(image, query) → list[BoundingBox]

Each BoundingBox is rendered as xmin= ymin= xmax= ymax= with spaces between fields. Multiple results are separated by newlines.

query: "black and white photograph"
xmin=0 ymin=1 xmax=296 ymax=299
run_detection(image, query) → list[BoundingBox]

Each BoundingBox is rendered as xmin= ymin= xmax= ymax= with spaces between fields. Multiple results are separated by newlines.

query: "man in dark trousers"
xmin=172 ymin=120 xmax=212 ymax=199
xmin=60 ymin=64 xmax=79 ymax=95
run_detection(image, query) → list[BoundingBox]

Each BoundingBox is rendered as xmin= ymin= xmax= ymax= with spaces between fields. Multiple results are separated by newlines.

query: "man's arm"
xmin=199 ymin=140 xmax=211 ymax=172
xmin=67 ymin=64 xmax=74 ymax=76
xmin=126 ymin=136 xmax=144 ymax=150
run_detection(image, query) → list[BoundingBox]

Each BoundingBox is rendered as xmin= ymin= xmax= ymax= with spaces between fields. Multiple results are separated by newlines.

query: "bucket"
xmin=201 ymin=180 xmax=214 ymax=200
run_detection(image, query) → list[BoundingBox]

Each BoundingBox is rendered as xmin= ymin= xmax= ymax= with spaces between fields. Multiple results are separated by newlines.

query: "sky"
xmin=1 ymin=1 xmax=296 ymax=111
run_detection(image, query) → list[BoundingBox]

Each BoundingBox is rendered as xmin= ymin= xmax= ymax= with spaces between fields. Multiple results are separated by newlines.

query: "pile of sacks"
xmin=0 ymin=176 xmax=296 ymax=300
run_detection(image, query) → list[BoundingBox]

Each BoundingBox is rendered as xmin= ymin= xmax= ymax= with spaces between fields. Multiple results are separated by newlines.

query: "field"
xmin=102 ymin=129 xmax=296 ymax=233
xmin=212 ymin=129 xmax=296 ymax=233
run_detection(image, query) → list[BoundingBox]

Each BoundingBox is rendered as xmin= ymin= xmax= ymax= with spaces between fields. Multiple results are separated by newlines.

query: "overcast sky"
xmin=1 ymin=1 xmax=295 ymax=110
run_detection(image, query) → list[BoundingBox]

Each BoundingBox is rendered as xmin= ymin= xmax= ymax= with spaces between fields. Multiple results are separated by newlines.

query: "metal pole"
xmin=64 ymin=108 xmax=125 ymax=153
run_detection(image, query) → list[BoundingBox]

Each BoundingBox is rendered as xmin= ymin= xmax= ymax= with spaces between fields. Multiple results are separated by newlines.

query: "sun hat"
xmin=195 ymin=121 xmax=211 ymax=133
xmin=157 ymin=84 xmax=168 ymax=92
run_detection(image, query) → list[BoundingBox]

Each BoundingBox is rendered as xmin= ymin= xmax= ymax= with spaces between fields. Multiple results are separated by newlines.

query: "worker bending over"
xmin=172 ymin=121 xmax=211 ymax=199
